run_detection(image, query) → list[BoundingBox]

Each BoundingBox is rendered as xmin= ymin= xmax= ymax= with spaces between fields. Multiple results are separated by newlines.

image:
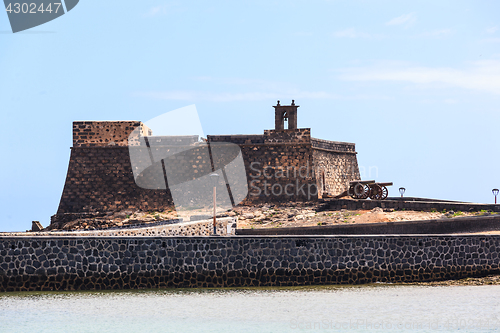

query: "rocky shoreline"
xmin=400 ymin=274 xmax=500 ymax=286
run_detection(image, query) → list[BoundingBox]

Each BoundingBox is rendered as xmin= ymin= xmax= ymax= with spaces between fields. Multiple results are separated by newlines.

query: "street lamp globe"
xmin=399 ymin=187 xmax=406 ymax=198
xmin=210 ymin=173 xmax=220 ymax=187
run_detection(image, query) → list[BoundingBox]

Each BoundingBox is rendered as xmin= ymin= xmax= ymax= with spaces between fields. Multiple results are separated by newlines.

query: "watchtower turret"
xmin=273 ymin=100 xmax=299 ymax=130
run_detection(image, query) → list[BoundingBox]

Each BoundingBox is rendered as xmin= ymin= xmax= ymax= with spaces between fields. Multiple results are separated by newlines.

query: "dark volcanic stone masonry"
xmin=53 ymin=103 xmax=360 ymax=227
xmin=1 ymin=235 xmax=499 ymax=292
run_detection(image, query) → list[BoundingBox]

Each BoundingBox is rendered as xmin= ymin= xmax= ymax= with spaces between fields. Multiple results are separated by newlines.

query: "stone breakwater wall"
xmin=1 ymin=235 xmax=499 ymax=292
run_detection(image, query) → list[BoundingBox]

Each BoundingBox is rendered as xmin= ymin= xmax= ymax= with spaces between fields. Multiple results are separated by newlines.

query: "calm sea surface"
xmin=0 ymin=284 xmax=499 ymax=332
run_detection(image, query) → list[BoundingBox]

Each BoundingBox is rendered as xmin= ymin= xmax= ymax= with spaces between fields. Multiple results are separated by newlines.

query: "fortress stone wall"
xmin=311 ymin=138 xmax=359 ymax=197
xmin=53 ymin=102 xmax=360 ymax=227
xmin=208 ymin=128 xmax=360 ymax=201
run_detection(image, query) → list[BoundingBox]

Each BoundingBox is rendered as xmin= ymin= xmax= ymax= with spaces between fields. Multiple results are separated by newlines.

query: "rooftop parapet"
xmin=311 ymin=137 xmax=356 ymax=153
xmin=72 ymin=121 xmax=152 ymax=148
xmin=207 ymin=135 xmax=265 ymax=144
xmin=264 ymin=128 xmax=311 ymax=144
xmin=144 ymin=135 xmax=200 ymax=146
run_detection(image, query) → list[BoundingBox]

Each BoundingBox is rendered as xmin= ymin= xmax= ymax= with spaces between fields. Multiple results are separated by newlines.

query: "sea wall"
xmin=1 ymin=235 xmax=499 ymax=292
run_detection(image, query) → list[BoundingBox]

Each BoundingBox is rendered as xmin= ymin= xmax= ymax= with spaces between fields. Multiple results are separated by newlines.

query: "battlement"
xmin=145 ymin=135 xmax=199 ymax=146
xmin=72 ymin=121 xmax=152 ymax=148
xmin=207 ymin=135 xmax=265 ymax=144
xmin=208 ymin=128 xmax=312 ymax=145
xmin=264 ymin=128 xmax=311 ymax=144
xmin=311 ymin=138 xmax=356 ymax=153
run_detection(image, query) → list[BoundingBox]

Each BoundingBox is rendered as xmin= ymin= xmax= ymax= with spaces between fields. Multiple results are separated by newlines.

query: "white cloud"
xmin=486 ymin=26 xmax=498 ymax=34
xmin=385 ymin=13 xmax=416 ymax=27
xmin=144 ymin=5 xmax=167 ymax=17
xmin=418 ymin=29 xmax=453 ymax=38
xmin=192 ymin=77 xmax=298 ymax=93
xmin=134 ymin=77 xmax=393 ymax=102
xmin=337 ymin=60 xmax=500 ymax=95
xmin=293 ymin=32 xmax=313 ymax=37
xmin=334 ymin=28 xmax=367 ymax=38
xmin=134 ymin=90 xmax=339 ymax=102
xmin=480 ymin=38 xmax=500 ymax=43
xmin=332 ymin=28 xmax=382 ymax=39
xmin=143 ymin=3 xmax=183 ymax=17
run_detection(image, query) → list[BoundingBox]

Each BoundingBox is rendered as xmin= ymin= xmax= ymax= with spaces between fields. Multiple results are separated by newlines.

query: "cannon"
xmin=347 ymin=180 xmax=393 ymax=200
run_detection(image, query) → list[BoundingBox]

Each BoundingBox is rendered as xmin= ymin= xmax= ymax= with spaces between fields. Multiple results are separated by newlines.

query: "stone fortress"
xmin=52 ymin=101 xmax=360 ymax=228
xmin=3 ymin=102 xmax=500 ymax=293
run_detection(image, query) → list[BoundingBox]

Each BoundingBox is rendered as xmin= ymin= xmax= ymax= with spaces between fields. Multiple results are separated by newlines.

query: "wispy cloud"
xmin=417 ymin=29 xmax=453 ymax=38
xmin=337 ymin=60 xmax=500 ymax=95
xmin=134 ymin=90 xmax=393 ymax=102
xmin=134 ymin=77 xmax=393 ymax=102
xmin=144 ymin=5 xmax=167 ymax=17
xmin=192 ymin=77 xmax=296 ymax=93
xmin=134 ymin=90 xmax=338 ymax=102
xmin=486 ymin=26 xmax=498 ymax=34
xmin=480 ymin=38 xmax=500 ymax=43
xmin=332 ymin=28 xmax=383 ymax=39
xmin=143 ymin=3 xmax=183 ymax=17
xmin=385 ymin=13 xmax=416 ymax=27
xmin=293 ymin=31 xmax=313 ymax=37
xmin=333 ymin=28 xmax=369 ymax=38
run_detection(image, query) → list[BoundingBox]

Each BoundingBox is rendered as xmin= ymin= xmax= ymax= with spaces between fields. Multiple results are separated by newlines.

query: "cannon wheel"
xmin=349 ymin=184 xmax=356 ymax=199
xmin=380 ymin=186 xmax=388 ymax=200
xmin=361 ymin=184 xmax=371 ymax=199
xmin=369 ymin=184 xmax=382 ymax=200
xmin=353 ymin=183 xmax=365 ymax=199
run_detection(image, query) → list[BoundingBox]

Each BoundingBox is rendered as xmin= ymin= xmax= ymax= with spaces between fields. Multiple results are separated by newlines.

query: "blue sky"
xmin=1 ymin=0 xmax=499 ymax=231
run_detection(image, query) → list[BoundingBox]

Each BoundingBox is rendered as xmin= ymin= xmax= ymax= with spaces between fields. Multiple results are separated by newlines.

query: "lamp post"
xmin=493 ymin=189 xmax=499 ymax=204
xmin=210 ymin=173 xmax=220 ymax=235
xmin=399 ymin=187 xmax=406 ymax=198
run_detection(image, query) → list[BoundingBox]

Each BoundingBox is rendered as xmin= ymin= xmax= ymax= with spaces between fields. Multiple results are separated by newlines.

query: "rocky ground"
xmin=53 ymin=207 xmax=236 ymax=231
xmin=54 ymin=209 xmax=180 ymax=231
xmin=52 ymin=200 xmax=498 ymax=231
xmin=233 ymin=202 xmax=496 ymax=229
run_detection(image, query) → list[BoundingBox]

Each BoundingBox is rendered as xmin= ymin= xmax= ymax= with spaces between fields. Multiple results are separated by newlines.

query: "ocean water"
xmin=0 ymin=284 xmax=499 ymax=332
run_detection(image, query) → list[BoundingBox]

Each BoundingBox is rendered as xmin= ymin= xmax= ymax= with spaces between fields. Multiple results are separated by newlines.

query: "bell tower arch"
xmin=273 ymin=100 xmax=299 ymax=130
